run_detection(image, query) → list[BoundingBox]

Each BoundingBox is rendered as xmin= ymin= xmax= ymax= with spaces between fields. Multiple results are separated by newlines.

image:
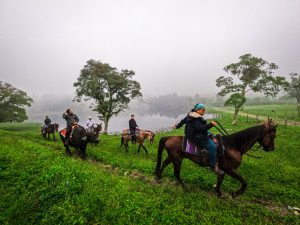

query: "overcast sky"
xmin=0 ymin=0 xmax=299 ymax=97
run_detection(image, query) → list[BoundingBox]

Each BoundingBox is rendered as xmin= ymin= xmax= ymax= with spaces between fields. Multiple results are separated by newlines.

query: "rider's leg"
xmin=65 ymin=126 xmax=71 ymax=144
xmin=206 ymin=139 xmax=224 ymax=175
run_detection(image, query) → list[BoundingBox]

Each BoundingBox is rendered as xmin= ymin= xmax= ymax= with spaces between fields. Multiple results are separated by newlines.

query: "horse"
xmin=155 ymin=119 xmax=277 ymax=198
xmin=86 ymin=123 xmax=102 ymax=145
xmin=120 ymin=129 xmax=155 ymax=154
xmin=59 ymin=125 xmax=99 ymax=159
xmin=41 ymin=123 xmax=59 ymax=140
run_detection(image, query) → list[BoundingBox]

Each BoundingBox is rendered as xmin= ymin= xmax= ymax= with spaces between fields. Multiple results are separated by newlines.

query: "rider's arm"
xmin=175 ymin=116 xmax=187 ymax=129
xmin=62 ymin=113 xmax=68 ymax=120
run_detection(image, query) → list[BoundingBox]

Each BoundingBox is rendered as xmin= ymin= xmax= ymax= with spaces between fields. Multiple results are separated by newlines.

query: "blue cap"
xmin=194 ymin=103 xmax=205 ymax=111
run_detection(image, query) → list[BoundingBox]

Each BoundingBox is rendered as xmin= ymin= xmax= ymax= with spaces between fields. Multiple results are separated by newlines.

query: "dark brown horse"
xmin=155 ymin=120 xmax=277 ymax=198
xmin=121 ymin=129 xmax=155 ymax=154
xmin=41 ymin=123 xmax=59 ymax=140
xmin=86 ymin=123 xmax=102 ymax=145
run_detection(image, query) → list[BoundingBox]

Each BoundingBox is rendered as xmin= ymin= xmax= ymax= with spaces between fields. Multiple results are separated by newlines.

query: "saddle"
xmin=183 ymin=134 xmax=224 ymax=157
xmin=60 ymin=124 xmax=80 ymax=141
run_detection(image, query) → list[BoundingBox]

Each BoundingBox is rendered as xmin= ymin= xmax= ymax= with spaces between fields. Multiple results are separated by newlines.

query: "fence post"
xmin=285 ymin=112 xmax=287 ymax=126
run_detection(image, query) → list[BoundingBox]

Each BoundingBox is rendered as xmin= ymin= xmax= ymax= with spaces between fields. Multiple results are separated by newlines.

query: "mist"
xmin=1 ymin=0 xmax=299 ymax=98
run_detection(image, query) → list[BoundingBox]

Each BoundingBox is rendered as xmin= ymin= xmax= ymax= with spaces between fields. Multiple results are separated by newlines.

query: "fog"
xmin=1 ymin=0 xmax=299 ymax=98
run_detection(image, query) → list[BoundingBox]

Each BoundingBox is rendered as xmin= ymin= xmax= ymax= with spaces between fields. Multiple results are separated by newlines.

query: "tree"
xmin=74 ymin=60 xmax=142 ymax=133
xmin=0 ymin=81 xmax=33 ymax=122
xmin=287 ymin=72 xmax=300 ymax=117
xmin=224 ymin=93 xmax=246 ymax=117
xmin=216 ymin=54 xmax=288 ymax=124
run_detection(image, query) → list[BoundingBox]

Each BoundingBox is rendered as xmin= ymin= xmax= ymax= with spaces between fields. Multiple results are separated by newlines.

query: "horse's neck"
xmin=227 ymin=125 xmax=265 ymax=154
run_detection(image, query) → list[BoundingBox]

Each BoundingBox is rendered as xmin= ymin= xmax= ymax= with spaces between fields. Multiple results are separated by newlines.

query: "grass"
xmin=214 ymin=104 xmax=300 ymax=122
xmin=0 ymin=112 xmax=299 ymax=224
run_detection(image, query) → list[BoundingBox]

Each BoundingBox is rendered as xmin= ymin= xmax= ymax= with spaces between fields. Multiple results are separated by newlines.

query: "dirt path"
xmin=212 ymin=107 xmax=300 ymax=126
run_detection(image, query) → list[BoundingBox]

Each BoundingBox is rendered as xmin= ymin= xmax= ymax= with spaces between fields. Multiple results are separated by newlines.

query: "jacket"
xmin=129 ymin=119 xmax=138 ymax=131
xmin=44 ymin=118 xmax=51 ymax=125
xmin=176 ymin=112 xmax=213 ymax=147
xmin=63 ymin=113 xmax=79 ymax=127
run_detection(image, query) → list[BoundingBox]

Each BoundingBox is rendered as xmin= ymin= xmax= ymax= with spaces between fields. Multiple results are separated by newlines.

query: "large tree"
xmin=0 ymin=81 xmax=33 ymax=122
xmin=74 ymin=60 xmax=142 ymax=133
xmin=216 ymin=54 xmax=288 ymax=124
xmin=287 ymin=72 xmax=300 ymax=117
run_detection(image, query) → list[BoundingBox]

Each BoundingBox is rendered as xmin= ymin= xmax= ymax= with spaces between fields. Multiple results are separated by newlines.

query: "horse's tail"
xmin=120 ymin=136 xmax=124 ymax=147
xmin=155 ymin=136 xmax=169 ymax=176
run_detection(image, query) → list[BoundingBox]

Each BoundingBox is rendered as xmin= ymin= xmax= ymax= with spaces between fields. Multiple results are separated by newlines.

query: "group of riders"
xmin=42 ymin=103 xmax=223 ymax=174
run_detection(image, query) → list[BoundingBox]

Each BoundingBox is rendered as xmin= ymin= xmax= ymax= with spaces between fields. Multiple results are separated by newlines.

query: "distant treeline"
xmin=27 ymin=94 xmax=296 ymax=123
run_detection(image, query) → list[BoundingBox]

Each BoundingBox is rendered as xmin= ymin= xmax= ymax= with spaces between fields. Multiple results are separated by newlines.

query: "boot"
xmin=210 ymin=164 xmax=224 ymax=176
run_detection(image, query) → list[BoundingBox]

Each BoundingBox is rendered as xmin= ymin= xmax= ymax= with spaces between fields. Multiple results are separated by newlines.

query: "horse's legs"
xmin=215 ymin=173 xmax=225 ymax=197
xmin=81 ymin=147 xmax=86 ymax=160
xmin=65 ymin=145 xmax=71 ymax=156
xmin=226 ymin=170 xmax=247 ymax=198
xmin=173 ymin=160 xmax=184 ymax=186
xmin=53 ymin=133 xmax=56 ymax=141
xmin=157 ymin=156 xmax=172 ymax=179
xmin=137 ymin=143 xmax=141 ymax=153
xmin=141 ymin=144 xmax=148 ymax=155
xmin=123 ymin=140 xmax=128 ymax=152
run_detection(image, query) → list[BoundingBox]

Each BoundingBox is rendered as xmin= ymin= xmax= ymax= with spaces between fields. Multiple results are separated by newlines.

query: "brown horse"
xmin=41 ymin=123 xmax=59 ymax=140
xmin=121 ymin=129 xmax=155 ymax=154
xmin=155 ymin=120 xmax=277 ymax=198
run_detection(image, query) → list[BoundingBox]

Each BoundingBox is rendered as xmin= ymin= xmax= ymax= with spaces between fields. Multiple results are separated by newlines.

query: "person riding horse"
xmin=175 ymin=103 xmax=223 ymax=175
xmin=129 ymin=115 xmax=138 ymax=144
xmin=43 ymin=116 xmax=51 ymax=133
xmin=63 ymin=109 xmax=79 ymax=145
xmin=86 ymin=116 xmax=96 ymax=133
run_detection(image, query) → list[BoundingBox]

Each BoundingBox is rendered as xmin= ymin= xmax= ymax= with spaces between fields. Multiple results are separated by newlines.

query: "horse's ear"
xmin=264 ymin=121 xmax=270 ymax=130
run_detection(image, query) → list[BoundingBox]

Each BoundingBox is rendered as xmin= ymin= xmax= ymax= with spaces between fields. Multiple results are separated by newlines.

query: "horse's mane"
xmin=223 ymin=124 xmax=265 ymax=149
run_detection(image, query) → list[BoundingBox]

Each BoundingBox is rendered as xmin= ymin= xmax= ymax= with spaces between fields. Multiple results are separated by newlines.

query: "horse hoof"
xmin=217 ymin=192 xmax=222 ymax=198
xmin=232 ymin=192 xmax=238 ymax=198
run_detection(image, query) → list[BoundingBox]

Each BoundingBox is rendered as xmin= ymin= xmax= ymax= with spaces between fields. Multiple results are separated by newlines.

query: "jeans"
xmin=205 ymin=138 xmax=217 ymax=166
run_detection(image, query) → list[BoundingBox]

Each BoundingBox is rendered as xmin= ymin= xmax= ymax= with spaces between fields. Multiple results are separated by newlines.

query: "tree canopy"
xmin=74 ymin=60 xmax=142 ymax=133
xmin=0 ymin=81 xmax=33 ymax=122
xmin=216 ymin=54 xmax=288 ymax=124
xmin=286 ymin=72 xmax=300 ymax=117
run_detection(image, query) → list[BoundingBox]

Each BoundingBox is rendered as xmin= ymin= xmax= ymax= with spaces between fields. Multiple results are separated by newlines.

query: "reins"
xmin=214 ymin=120 xmax=264 ymax=159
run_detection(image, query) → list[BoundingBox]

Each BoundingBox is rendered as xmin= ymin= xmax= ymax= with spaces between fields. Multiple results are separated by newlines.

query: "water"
xmin=32 ymin=113 xmax=218 ymax=133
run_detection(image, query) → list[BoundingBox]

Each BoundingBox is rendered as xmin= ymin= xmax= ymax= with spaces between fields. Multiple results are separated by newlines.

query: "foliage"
xmin=286 ymin=73 xmax=300 ymax=117
xmin=74 ymin=60 xmax=142 ymax=133
xmin=224 ymin=93 xmax=246 ymax=112
xmin=216 ymin=54 xmax=288 ymax=124
xmin=0 ymin=81 xmax=33 ymax=122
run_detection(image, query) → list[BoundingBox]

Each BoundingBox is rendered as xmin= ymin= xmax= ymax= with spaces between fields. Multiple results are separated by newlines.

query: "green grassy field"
xmin=215 ymin=104 xmax=300 ymax=123
xmin=0 ymin=114 xmax=299 ymax=225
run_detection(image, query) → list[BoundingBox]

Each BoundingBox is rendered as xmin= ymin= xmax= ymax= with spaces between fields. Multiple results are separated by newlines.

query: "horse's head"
xmin=259 ymin=119 xmax=278 ymax=151
xmin=54 ymin=123 xmax=59 ymax=132
xmin=87 ymin=131 xmax=100 ymax=145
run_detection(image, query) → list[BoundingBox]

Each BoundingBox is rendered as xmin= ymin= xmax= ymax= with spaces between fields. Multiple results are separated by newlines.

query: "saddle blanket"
xmin=60 ymin=128 xmax=67 ymax=138
xmin=185 ymin=140 xmax=206 ymax=155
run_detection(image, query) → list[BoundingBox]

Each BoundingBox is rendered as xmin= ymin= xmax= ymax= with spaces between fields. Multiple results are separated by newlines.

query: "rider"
xmin=63 ymin=109 xmax=79 ymax=144
xmin=129 ymin=114 xmax=138 ymax=144
xmin=175 ymin=103 xmax=223 ymax=175
xmin=86 ymin=116 xmax=96 ymax=132
xmin=43 ymin=116 xmax=51 ymax=133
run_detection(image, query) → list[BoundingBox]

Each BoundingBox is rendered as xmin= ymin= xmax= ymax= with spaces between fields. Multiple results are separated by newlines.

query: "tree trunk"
xmin=297 ymin=99 xmax=300 ymax=118
xmin=232 ymin=107 xmax=240 ymax=125
xmin=103 ymin=118 xmax=109 ymax=134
